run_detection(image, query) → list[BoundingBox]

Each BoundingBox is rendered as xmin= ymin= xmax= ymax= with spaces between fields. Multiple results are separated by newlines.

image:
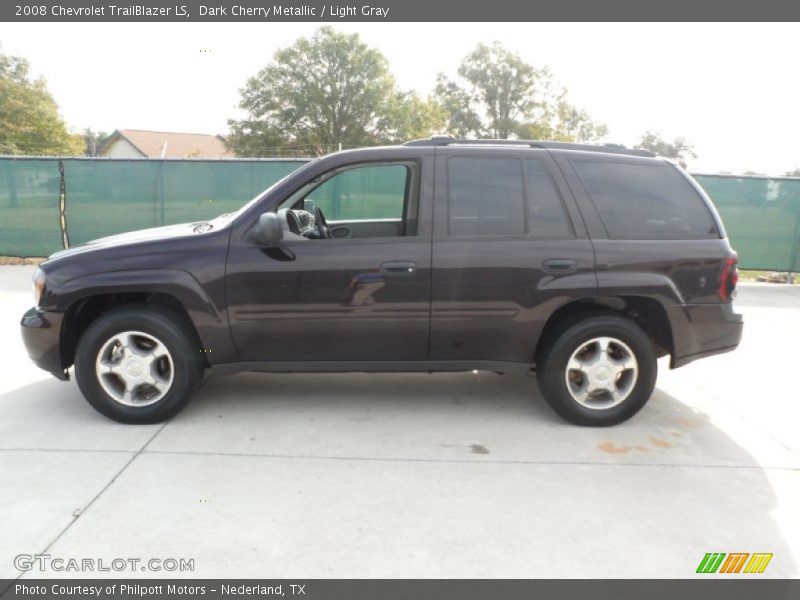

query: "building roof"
xmin=100 ymin=129 xmax=234 ymax=158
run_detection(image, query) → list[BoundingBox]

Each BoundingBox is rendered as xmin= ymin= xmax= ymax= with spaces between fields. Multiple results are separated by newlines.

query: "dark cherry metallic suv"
xmin=20 ymin=138 xmax=743 ymax=425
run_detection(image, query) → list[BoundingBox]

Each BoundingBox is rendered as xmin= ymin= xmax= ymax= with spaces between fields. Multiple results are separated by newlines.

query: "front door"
xmin=225 ymin=158 xmax=433 ymax=363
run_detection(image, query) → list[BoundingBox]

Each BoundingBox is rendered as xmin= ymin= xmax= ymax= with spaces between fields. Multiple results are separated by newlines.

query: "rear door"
xmin=429 ymin=147 xmax=596 ymax=364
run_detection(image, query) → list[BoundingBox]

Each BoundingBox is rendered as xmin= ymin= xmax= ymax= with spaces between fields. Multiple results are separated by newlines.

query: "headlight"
xmin=32 ymin=268 xmax=46 ymax=307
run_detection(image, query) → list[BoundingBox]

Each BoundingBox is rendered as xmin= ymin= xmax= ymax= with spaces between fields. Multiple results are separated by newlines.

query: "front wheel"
xmin=75 ymin=306 xmax=203 ymax=424
xmin=537 ymin=315 xmax=657 ymax=426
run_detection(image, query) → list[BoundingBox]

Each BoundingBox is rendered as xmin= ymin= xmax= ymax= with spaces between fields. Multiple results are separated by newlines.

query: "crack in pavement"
xmin=2 ymin=421 xmax=170 ymax=588
xmin=1 ymin=446 xmax=798 ymax=471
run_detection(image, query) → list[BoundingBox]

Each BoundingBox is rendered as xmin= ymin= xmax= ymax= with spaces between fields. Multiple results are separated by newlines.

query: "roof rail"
xmin=403 ymin=136 xmax=655 ymax=157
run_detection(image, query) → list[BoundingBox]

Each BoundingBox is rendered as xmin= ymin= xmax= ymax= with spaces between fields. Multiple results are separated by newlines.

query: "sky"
xmin=2 ymin=22 xmax=799 ymax=174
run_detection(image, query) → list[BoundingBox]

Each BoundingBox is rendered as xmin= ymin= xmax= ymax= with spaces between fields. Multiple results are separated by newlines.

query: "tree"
xmin=381 ymin=91 xmax=446 ymax=143
xmin=82 ymin=128 xmax=109 ymax=157
xmin=226 ymin=119 xmax=300 ymax=157
xmin=784 ymin=168 xmax=800 ymax=177
xmin=515 ymin=99 xmax=608 ymax=142
xmin=435 ymin=42 xmax=607 ymax=142
xmin=0 ymin=47 xmax=83 ymax=156
xmin=227 ymin=27 xmax=443 ymax=157
xmin=636 ymin=131 xmax=697 ymax=167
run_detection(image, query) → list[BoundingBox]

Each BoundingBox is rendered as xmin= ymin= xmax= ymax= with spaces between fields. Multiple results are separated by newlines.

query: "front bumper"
xmin=667 ymin=302 xmax=743 ymax=368
xmin=20 ymin=307 xmax=68 ymax=380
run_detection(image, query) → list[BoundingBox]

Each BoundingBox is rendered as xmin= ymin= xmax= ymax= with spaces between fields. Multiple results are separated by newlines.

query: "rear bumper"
xmin=667 ymin=302 xmax=743 ymax=368
xmin=20 ymin=307 xmax=68 ymax=380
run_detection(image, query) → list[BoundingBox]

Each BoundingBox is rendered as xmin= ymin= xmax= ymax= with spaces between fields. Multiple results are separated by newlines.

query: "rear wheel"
xmin=75 ymin=306 xmax=203 ymax=424
xmin=537 ymin=315 xmax=657 ymax=426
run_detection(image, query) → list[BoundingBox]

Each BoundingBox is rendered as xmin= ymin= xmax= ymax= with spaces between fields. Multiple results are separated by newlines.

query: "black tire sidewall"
xmin=539 ymin=316 xmax=657 ymax=426
xmin=75 ymin=307 xmax=201 ymax=424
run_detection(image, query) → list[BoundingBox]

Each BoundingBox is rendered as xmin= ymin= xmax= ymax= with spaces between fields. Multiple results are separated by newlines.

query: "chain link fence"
xmin=1 ymin=157 xmax=798 ymax=273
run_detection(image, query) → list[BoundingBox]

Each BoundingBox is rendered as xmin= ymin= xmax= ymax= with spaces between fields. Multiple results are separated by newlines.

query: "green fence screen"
xmin=1 ymin=157 xmax=799 ymax=272
xmin=694 ymin=174 xmax=800 ymax=272
xmin=0 ymin=157 xmax=307 ymax=256
xmin=60 ymin=159 xmax=306 ymax=246
xmin=0 ymin=159 xmax=63 ymax=257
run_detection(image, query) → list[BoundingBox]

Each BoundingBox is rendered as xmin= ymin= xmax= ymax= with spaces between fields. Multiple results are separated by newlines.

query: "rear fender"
xmin=595 ymin=271 xmax=685 ymax=305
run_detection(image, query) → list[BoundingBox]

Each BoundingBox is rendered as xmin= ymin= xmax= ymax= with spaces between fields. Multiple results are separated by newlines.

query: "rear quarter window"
xmin=525 ymin=158 xmax=572 ymax=238
xmin=572 ymin=160 xmax=719 ymax=239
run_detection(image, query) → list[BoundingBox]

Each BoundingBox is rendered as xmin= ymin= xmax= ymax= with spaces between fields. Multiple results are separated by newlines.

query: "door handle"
xmin=542 ymin=258 xmax=578 ymax=274
xmin=380 ymin=261 xmax=417 ymax=276
xmin=331 ymin=226 xmax=351 ymax=238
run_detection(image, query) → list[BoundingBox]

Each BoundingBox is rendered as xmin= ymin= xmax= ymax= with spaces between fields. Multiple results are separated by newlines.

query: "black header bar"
xmin=3 ymin=0 xmax=800 ymax=22
xmin=1 ymin=579 xmax=799 ymax=600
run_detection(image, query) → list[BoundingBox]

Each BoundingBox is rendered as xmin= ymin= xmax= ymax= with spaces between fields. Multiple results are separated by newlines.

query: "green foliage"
xmin=226 ymin=119 xmax=303 ymax=157
xmin=636 ymin=131 xmax=697 ymax=167
xmin=82 ymin=128 xmax=109 ymax=157
xmin=436 ymin=43 xmax=537 ymax=139
xmin=0 ymin=47 xmax=83 ymax=156
xmin=515 ymin=101 xmax=608 ymax=143
xmin=227 ymin=27 xmax=443 ymax=157
xmin=383 ymin=91 xmax=446 ymax=143
xmin=435 ymin=42 xmax=606 ymax=142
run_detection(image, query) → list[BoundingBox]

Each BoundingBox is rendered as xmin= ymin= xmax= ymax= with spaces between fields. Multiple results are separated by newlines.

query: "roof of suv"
xmin=404 ymin=136 xmax=655 ymax=158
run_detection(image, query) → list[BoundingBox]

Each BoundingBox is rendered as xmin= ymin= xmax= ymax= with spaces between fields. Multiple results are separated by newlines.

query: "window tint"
xmin=305 ymin=164 xmax=408 ymax=221
xmin=525 ymin=159 xmax=571 ymax=237
xmin=448 ymin=157 xmax=525 ymax=235
xmin=572 ymin=161 xmax=718 ymax=239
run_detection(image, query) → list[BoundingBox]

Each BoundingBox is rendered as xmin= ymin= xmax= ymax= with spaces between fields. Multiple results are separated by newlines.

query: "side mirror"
xmin=249 ymin=212 xmax=284 ymax=245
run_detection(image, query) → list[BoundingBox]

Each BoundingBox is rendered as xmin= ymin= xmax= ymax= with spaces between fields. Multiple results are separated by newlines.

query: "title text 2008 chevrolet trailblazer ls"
xmin=21 ymin=138 xmax=742 ymax=425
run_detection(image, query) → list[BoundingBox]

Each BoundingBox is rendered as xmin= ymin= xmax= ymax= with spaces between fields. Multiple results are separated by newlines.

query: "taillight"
xmin=719 ymin=254 xmax=739 ymax=302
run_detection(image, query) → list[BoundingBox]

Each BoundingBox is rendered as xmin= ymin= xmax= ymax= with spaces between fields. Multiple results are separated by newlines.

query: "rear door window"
xmin=572 ymin=161 xmax=719 ymax=239
xmin=447 ymin=156 xmax=573 ymax=238
xmin=448 ymin=157 xmax=525 ymax=236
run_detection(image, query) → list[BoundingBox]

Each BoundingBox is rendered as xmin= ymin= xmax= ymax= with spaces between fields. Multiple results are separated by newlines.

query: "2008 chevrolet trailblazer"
xmin=20 ymin=138 xmax=742 ymax=425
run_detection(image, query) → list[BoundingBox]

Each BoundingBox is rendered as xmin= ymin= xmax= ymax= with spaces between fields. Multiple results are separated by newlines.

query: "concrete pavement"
xmin=1 ymin=266 xmax=798 ymax=578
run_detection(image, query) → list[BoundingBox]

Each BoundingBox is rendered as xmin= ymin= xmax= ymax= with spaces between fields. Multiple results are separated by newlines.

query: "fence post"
xmin=58 ymin=160 xmax=70 ymax=249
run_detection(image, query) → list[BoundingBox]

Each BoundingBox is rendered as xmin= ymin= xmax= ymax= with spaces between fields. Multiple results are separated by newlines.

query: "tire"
xmin=537 ymin=314 xmax=657 ymax=426
xmin=74 ymin=305 xmax=203 ymax=424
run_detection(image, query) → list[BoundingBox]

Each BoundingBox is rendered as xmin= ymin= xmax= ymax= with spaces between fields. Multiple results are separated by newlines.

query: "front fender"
xmin=54 ymin=269 xmax=217 ymax=315
xmin=49 ymin=269 xmax=236 ymax=363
